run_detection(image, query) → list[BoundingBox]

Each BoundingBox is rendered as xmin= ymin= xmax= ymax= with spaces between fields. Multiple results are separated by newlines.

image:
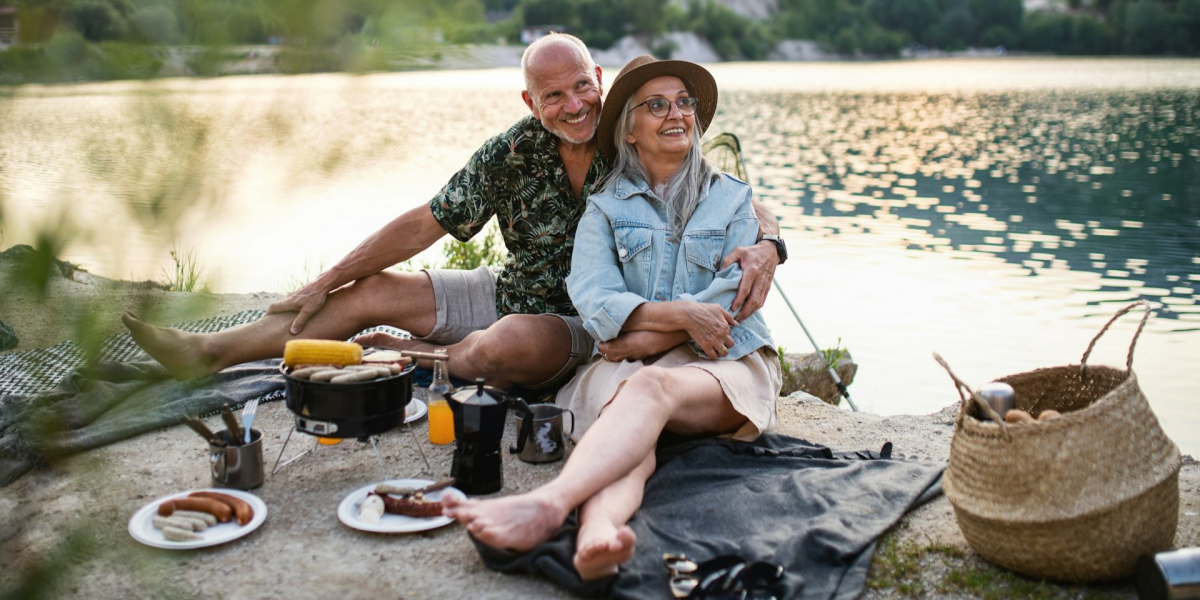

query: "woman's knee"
xmin=614 ymin=366 xmax=676 ymax=411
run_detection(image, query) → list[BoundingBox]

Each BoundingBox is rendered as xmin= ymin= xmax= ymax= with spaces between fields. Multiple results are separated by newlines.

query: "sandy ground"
xmin=1 ymin=264 xmax=1197 ymax=599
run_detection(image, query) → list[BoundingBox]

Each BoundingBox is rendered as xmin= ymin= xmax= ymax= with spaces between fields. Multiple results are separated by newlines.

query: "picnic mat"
xmin=0 ymin=310 xmax=288 ymax=486
xmin=474 ymin=433 xmax=945 ymax=600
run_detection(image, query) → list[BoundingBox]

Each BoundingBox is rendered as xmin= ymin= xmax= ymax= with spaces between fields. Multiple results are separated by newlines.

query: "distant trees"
xmin=6 ymin=0 xmax=1200 ymax=59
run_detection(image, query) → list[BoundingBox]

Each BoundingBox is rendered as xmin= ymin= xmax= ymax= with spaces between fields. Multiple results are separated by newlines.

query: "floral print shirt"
xmin=429 ymin=115 xmax=611 ymax=317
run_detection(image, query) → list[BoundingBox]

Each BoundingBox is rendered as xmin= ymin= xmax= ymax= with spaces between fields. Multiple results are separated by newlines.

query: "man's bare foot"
xmin=573 ymin=521 xmax=636 ymax=581
xmin=121 ymin=311 xmax=217 ymax=380
xmin=352 ymin=332 xmax=413 ymax=351
xmin=442 ymin=491 xmax=571 ymax=552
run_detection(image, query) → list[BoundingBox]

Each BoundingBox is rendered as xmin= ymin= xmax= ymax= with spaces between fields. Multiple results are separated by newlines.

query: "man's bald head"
xmin=521 ymin=33 xmax=596 ymax=101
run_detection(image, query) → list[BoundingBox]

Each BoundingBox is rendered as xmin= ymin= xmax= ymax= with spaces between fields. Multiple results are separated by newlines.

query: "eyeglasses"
xmin=663 ymin=553 xmax=784 ymax=599
xmin=632 ymin=96 xmax=699 ymax=118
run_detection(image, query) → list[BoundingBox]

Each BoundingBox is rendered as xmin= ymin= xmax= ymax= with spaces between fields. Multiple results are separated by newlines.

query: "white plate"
xmin=128 ymin=488 xmax=268 ymax=550
xmin=337 ymin=479 xmax=464 ymax=534
xmin=404 ymin=399 xmax=427 ymax=423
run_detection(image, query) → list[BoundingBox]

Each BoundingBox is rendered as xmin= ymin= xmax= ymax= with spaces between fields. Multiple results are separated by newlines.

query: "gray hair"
xmin=601 ymin=95 xmax=716 ymax=239
xmin=521 ymin=33 xmax=596 ymax=101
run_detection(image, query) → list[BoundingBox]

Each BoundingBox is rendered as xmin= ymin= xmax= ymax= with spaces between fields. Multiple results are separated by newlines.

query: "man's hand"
xmin=722 ymin=241 xmax=779 ymax=321
xmin=599 ymin=330 xmax=688 ymax=362
xmin=267 ymin=280 xmax=332 ymax=335
xmin=679 ymin=303 xmax=737 ymax=359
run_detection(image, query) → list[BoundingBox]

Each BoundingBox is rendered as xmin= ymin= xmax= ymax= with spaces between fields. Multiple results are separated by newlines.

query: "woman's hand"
xmin=267 ymin=280 xmax=332 ymax=335
xmin=599 ymin=331 xmax=688 ymax=362
xmin=678 ymin=303 xmax=737 ymax=359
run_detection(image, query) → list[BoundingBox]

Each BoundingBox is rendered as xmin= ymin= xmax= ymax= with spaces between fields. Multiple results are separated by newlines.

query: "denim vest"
xmin=567 ymin=172 xmax=775 ymax=361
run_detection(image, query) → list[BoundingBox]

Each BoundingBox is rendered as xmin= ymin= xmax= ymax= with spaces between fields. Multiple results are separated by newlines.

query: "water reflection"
xmin=1 ymin=62 xmax=1198 ymax=454
xmin=720 ymin=90 xmax=1200 ymax=330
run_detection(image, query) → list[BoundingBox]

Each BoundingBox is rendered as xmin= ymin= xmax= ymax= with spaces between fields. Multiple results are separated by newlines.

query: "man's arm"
xmin=267 ymin=205 xmax=447 ymax=334
xmin=721 ymin=197 xmax=781 ymax=321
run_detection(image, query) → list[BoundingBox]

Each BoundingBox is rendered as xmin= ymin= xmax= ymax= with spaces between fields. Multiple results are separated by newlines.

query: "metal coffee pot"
xmin=447 ymin=378 xmax=534 ymax=495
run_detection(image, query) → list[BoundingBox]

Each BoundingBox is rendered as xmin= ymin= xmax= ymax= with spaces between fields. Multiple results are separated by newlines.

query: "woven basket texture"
xmin=937 ymin=301 xmax=1181 ymax=583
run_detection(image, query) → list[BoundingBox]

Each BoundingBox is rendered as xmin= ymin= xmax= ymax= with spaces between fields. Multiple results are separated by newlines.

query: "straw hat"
xmin=596 ymin=55 xmax=718 ymax=161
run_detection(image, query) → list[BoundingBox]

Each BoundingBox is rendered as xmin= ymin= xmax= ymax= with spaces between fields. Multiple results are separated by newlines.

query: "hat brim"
xmin=597 ymin=58 xmax=718 ymax=161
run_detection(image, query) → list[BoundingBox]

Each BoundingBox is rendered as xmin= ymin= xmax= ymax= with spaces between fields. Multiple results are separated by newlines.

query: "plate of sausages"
xmin=337 ymin=478 xmax=464 ymax=533
xmin=128 ymin=488 xmax=267 ymax=549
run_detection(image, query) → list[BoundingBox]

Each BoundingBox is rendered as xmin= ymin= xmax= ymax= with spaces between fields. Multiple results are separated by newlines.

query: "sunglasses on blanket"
xmin=663 ymin=553 xmax=784 ymax=599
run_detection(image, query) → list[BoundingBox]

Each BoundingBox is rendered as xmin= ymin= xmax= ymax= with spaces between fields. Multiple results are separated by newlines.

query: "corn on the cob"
xmin=283 ymin=340 xmax=363 ymax=367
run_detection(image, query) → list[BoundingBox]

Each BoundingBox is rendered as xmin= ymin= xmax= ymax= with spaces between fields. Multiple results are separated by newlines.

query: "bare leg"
xmin=443 ymin=365 xmax=746 ymax=554
xmin=355 ymin=314 xmax=575 ymax=388
xmin=123 ymin=271 xmax=436 ymax=379
xmin=573 ymin=453 xmax=655 ymax=581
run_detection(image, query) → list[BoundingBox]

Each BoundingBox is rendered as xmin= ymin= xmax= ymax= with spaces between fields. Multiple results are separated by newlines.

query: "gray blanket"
xmin=474 ymin=433 xmax=945 ymax=599
xmin=0 ymin=360 xmax=284 ymax=486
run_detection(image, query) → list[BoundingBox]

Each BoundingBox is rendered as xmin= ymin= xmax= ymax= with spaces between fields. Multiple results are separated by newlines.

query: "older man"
xmin=124 ymin=33 xmax=783 ymax=389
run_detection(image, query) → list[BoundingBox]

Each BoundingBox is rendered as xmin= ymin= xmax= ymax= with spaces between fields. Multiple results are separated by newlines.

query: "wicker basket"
xmin=935 ymin=301 xmax=1181 ymax=582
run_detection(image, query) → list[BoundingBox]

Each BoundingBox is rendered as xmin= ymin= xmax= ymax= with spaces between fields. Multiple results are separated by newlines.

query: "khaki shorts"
xmin=420 ymin=266 xmax=592 ymax=391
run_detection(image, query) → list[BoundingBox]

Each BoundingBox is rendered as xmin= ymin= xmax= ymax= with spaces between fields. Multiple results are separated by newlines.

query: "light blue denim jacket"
xmin=567 ymin=172 xmax=775 ymax=361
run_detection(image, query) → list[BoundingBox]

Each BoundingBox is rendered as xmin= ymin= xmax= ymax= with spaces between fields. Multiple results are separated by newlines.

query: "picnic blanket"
xmin=474 ymin=433 xmax=945 ymax=599
xmin=0 ymin=310 xmax=291 ymax=486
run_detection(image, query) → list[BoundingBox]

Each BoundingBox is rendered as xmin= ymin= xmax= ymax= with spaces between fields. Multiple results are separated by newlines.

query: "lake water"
xmin=2 ymin=57 xmax=1198 ymax=454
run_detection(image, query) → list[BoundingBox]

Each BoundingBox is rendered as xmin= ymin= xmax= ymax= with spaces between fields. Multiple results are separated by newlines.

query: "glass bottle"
xmin=427 ymin=350 xmax=455 ymax=445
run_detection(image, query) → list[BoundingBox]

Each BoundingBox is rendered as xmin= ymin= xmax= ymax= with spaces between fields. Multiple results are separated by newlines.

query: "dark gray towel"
xmin=474 ymin=433 xmax=945 ymax=599
xmin=0 ymin=359 xmax=284 ymax=486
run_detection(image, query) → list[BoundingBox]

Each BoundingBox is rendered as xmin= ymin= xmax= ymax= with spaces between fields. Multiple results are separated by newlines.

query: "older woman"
xmin=444 ymin=56 xmax=782 ymax=581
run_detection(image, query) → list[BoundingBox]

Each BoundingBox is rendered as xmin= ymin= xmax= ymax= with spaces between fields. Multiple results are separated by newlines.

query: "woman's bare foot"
xmin=121 ymin=311 xmax=217 ymax=380
xmin=574 ymin=521 xmax=637 ymax=581
xmin=442 ymin=491 xmax=571 ymax=552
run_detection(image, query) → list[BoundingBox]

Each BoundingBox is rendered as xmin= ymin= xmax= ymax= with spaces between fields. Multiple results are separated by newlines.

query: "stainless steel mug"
xmin=978 ymin=381 xmax=1016 ymax=421
xmin=1138 ymin=548 xmax=1200 ymax=600
xmin=209 ymin=429 xmax=264 ymax=490
xmin=515 ymin=405 xmax=575 ymax=464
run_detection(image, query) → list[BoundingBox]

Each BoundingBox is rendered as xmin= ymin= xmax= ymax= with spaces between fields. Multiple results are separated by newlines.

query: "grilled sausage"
xmin=152 ymin=516 xmax=200 ymax=531
xmin=190 ymin=491 xmax=254 ymax=526
xmin=162 ymin=526 xmax=202 ymax=542
xmin=172 ymin=510 xmax=217 ymax=526
xmin=158 ymin=497 xmax=233 ymax=523
xmin=373 ymin=492 xmax=444 ymax=518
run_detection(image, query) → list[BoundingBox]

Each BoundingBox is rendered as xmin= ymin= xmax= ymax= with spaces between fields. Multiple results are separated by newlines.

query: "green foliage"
xmin=129 ymin=6 xmax=182 ymax=43
xmin=819 ymin=337 xmax=847 ymax=366
xmin=161 ymin=246 xmax=210 ymax=293
xmin=63 ymin=1 xmax=128 ymax=41
xmin=866 ymin=534 xmax=967 ymax=596
xmin=4 ymin=0 xmax=1197 ymax=84
xmin=685 ymin=0 xmax=776 ymax=59
xmin=440 ymin=222 xmax=506 ymax=270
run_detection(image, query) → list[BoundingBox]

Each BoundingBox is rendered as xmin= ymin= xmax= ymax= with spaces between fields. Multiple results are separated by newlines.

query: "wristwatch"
xmin=757 ymin=234 xmax=788 ymax=265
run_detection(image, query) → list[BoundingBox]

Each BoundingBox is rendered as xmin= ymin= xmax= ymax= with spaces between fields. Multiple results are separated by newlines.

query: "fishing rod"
xmin=707 ymin=132 xmax=859 ymax=412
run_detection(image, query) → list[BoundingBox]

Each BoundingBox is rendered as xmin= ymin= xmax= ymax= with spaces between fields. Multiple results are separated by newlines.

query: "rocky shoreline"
xmin=1 ymin=250 xmax=1196 ymax=599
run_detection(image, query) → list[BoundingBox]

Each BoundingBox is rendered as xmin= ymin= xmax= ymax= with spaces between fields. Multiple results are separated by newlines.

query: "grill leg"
xmin=271 ymin=427 xmax=319 ymax=476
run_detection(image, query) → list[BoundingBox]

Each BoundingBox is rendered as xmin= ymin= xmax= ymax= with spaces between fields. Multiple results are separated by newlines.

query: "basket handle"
xmin=1079 ymin=300 xmax=1150 ymax=372
xmin=932 ymin=352 xmax=1011 ymax=442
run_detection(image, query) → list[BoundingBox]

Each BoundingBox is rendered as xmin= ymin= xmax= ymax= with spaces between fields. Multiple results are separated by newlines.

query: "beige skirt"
xmin=554 ymin=345 xmax=781 ymax=443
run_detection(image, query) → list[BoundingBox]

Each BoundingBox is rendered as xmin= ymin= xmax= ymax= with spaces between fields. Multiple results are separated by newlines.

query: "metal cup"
xmin=1137 ymin=548 xmax=1200 ymax=600
xmin=514 ymin=405 xmax=575 ymax=464
xmin=209 ymin=429 xmax=264 ymax=490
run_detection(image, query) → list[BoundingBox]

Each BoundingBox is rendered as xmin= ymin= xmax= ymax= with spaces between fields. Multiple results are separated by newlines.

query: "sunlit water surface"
xmin=2 ymin=58 xmax=1198 ymax=454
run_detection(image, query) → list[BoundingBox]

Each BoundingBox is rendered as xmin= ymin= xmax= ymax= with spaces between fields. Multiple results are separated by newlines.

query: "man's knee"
xmin=348 ymin=270 xmax=429 ymax=299
xmin=465 ymin=315 xmax=568 ymax=377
